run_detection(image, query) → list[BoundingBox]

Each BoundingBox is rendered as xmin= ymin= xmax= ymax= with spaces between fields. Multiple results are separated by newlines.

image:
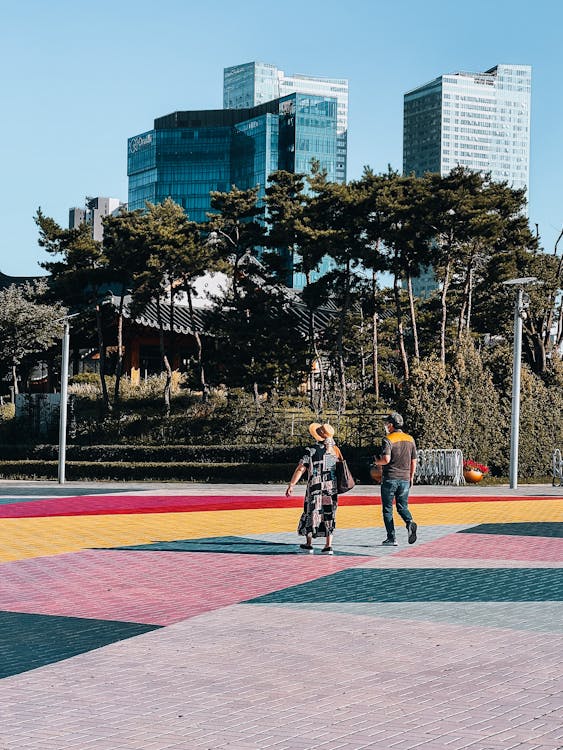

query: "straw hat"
xmin=309 ymin=422 xmax=335 ymax=441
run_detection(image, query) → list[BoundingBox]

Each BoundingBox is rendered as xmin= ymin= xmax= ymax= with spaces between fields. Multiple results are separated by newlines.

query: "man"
xmin=372 ymin=412 xmax=418 ymax=546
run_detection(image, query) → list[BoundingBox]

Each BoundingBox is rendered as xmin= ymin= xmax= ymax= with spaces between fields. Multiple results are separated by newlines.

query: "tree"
xmin=0 ymin=281 xmax=66 ymax=394
xmin=35 ymin=208 xmax=113 ymax=413
xmin=207 ymin=186 xmax=266 ymax=304
xmin=127 ymin=199 xmax=210 ymax=416
xmin=101 ymin=207 xmax=144 ymax=408
xmin=265 ymin=169 xmax=332 ymax=412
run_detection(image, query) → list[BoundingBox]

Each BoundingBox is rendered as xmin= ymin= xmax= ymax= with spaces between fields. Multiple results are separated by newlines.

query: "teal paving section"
xmin=0 ymin=611 xmax=160 ymax=679
xmin=459 ymin=522 xmax=563 ymax=537
xmin=105 ymin=535 xmax=362 ymax=555
xmin=245 ymin=567 xmax=563 ymax=604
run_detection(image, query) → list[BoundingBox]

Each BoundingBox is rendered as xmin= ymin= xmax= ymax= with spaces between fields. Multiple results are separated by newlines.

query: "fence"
xmin=280 ymin=411 xmax=387 ymax=448
xmin=553 ymin=449 xmax=563 ymax=487
xmin=415 ymin=449 xmax=465 ymax=486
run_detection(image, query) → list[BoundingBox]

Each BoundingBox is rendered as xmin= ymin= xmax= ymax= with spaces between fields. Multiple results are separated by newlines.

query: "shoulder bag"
xmin=335 ymin=457 xmax=355 ymax=494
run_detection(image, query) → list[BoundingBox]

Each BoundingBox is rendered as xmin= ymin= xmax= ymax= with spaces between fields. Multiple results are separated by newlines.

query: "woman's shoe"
xmin=321 ymin=546 xmax=334 ymax=555
xmin=299 ymin=544 xmax=314 ymax=554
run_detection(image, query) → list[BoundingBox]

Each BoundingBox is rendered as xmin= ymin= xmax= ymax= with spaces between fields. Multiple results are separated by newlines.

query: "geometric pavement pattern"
xmin=0 ymin=487 xmax=562 ymax=749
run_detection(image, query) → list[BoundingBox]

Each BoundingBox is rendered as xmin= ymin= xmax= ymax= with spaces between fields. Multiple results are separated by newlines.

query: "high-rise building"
xmin=69 ymin=196 xmax=125 ymax=241
xmin=127 ymin=93 xmax=338 ymax=287
xmin=403 ymin=63 xmax=531 ymax=296
xmin=224 ymin=61 xmax=348 ymax=183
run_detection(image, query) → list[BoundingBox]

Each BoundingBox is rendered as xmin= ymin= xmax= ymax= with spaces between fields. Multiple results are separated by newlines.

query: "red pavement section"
xmin=396 ymin=531 xmax=563 ymax=562
xmin=0 ymin=549 xmax=370 ymax=625
xmin=0 ymin=493 xmax=547 ymax=518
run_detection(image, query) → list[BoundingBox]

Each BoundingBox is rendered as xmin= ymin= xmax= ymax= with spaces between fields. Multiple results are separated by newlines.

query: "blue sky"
xmin=1 ymin=0 xmax=561 ymax=276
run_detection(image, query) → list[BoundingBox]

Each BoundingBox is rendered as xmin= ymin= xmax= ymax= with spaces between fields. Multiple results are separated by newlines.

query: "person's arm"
xmin=410 ymin=458 xmax=417 ymax=487
xmin=374 ymin=439 xmax=391 ymax=466
xmin=286 ymin=464 xmax=306 ymax=496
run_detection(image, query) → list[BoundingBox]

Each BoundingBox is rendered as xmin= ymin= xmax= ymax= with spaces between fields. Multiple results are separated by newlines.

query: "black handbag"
xmin=335 ymin=459 xmax=355 ymax=494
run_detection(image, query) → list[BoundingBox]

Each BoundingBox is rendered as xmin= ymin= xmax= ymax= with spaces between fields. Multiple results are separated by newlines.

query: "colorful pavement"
xmin=0 ymin=481 xmax=562 ymax=750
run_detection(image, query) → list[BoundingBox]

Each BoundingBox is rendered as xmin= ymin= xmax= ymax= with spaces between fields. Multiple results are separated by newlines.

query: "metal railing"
xmin=553 ymin=449 xmax=563 ymax=487
xmin=415 ymin=449 xmax=465 ymax=486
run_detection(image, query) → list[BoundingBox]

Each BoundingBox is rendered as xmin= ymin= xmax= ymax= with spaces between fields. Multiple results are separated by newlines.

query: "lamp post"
xmin=502 ymin=277 xmax=538 ymax=489
xmin=57 ymin=313 xmax=79 ymax=484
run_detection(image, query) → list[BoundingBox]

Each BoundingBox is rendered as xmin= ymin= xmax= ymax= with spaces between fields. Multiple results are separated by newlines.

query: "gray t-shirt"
xmin=380 ymin=430 xmax=417 ymax=480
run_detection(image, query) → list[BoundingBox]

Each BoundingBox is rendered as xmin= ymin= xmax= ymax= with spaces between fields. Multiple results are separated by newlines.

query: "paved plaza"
xmin=0 ymin=480 xmax=562 ymax=750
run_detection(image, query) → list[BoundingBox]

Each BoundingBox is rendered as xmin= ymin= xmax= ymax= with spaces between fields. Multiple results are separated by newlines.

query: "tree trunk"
xmin=336 ymin=261 xmax=351 ymax=412
xmin=113 ymin=289 xmax=125 ymax=411
xmin=556 ymin=297 xmax=563 ymax=349
xmin=95 ymin=305 xmax=111 ymax=414
xmin=371 ymin=270 xmax=379 ymax=401
xmin=186 ymin=288 xmax=208 ymax=401
xmin=393 ymin=272 xmax=409 ymax=381
xmin=440 ymin=260 xmax=452 ymax=366
xmin=406 ymin=273 xmax=420 ymax=361
xmin=457 ymin=264 xmax=472 ymax=342
xmin=156 ymin=298 xmax=171 ymax=418
xmin=11 ymin=364 xmax=18 ymax=395
xmin=359 ymin=306 xmax=367 ymax=394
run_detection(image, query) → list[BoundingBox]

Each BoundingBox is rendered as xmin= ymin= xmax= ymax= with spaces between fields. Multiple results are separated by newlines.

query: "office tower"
xmin=69 ymin=196 xmax=126 ymax=241
xmin=224 ymin=61 xmax=348 ymax=183
xmin=403 ymin=63 xmax=531 ymax=295
xmin=127 ymin=93 xmax=338 ymax=287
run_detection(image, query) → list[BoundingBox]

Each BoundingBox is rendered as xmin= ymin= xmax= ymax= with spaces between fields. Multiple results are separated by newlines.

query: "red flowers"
xmin=463 ymin=459 xmax=489 ymax=474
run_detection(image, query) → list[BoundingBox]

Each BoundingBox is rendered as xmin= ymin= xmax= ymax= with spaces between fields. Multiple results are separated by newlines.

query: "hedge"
xmin=0 ymin=456 xmax=375 ymax=483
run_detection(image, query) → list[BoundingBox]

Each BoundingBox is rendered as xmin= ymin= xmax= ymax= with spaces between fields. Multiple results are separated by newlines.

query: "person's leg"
xmin=380 ymin=480 xmax=397 ymax=541
xmin=394 ymin=480 xmax=413 ymax=525
xmin=321 ymin=495 xmax=336 ymax=553
xmin=395 ymin=480 xmax=417 ymax=544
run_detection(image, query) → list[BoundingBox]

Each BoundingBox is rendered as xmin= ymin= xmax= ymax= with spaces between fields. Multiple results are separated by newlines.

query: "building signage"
xmin=128 ymin=133 xmax=153 ymax=154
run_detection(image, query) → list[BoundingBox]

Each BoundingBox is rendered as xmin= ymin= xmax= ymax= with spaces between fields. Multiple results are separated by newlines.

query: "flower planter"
xmin=464 ymin=469 xmax=484 ymax=484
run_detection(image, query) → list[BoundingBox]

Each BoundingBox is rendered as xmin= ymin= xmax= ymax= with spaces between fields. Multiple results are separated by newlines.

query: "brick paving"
xmin=0 ymin=481 xmax=561 ymax=750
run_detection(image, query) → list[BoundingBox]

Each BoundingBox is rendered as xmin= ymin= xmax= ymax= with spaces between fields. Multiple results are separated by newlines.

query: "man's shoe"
xmin=321 ymin=546 xmax=334 ymax=555
xmin=381 ymin=538 xmax=398 ymax=547
xmin=408 ymin=521 xmax=418 ymax=544
xmin=299 ymin=544 xmax=314 ymax=554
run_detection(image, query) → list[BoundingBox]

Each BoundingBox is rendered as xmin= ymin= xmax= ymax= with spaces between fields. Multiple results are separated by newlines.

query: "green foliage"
xmin=0 ymin=403 xmax=15 ymax=422
xmin=448 ymin=340 xmax=504 ymax=468
xmin=0 ymin=280 xmax=66 ymax=392
xmin=400 ymin=355 xmax=455 ymax=448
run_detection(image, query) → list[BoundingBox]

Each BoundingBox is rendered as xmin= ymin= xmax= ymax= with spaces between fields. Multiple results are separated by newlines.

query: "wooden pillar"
xmin=129 ymin=338 xmax=140 ymax=387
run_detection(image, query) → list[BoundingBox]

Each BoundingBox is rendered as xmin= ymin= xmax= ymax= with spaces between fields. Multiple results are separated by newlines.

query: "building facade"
xmin=403 ymin=63 xmax=531 ymax=295
xmin=69 ymin=196 xmax=125 ymax=241
xmin=224 ymin=61 xmax=348 ymax=183
xmin=127 ymin=93 xmax=338 ymax=287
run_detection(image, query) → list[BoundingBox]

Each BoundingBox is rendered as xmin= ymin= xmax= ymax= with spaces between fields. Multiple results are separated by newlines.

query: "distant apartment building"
xmin=224 ymin=61 xmax=348 ymax=183
xmin=69 ymin=196 xmax=126 ymax=242
xmin=403 ymin=63 xmax=531 ymax=296
xmin=127 ymin=93 xmax=338 ymax=287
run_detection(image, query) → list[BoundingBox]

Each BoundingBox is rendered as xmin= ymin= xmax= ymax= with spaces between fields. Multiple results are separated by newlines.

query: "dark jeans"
xmin=380 ymin=479 xmax=413 ymax=540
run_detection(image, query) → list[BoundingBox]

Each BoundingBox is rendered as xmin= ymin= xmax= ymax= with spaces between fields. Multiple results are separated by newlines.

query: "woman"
xmin=286 ymin=422 xmax=342 ymax=555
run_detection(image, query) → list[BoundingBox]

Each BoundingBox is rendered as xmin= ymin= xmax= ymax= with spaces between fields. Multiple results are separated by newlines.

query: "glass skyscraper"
xmin=224 ymin=61 xmax=348 ymax=184
xmin=403 ymin=63 xmax=531 ymax=296
xmin=127 ymin=93 xmax=337 ymax=287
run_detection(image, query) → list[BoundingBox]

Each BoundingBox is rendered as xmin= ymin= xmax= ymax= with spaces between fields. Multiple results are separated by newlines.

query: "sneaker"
xmin=381 ymin=538 xmax=398 ymax=547
xmin=321 ymin=546 xmax=334 ymax=555
xmin=299 ymin=544 xmax=314 ymax=554
xmin=407 ymin=521 xmax=418 ymax=545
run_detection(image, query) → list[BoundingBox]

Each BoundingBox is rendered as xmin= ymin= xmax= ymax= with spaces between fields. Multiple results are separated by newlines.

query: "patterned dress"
xmin=297 ymin=442 xmax=340 ymax=538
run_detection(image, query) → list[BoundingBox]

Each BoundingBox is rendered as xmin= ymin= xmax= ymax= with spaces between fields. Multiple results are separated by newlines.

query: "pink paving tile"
xmin=0 ymin=550 xmax=370 ymax=625
xmin=395 ymin=532 xmax=563 ymax=562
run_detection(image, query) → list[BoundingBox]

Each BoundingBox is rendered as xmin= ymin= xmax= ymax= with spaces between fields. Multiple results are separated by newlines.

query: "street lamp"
xmin=502 ymin=277 xmax=538 ymax=489
xmin=56 ymin=313 xmax=79 ymax=484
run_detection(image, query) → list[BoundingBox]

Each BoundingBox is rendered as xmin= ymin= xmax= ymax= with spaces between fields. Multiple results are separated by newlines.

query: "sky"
xmin=1 ymin=0 xmax=562 ymax=277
